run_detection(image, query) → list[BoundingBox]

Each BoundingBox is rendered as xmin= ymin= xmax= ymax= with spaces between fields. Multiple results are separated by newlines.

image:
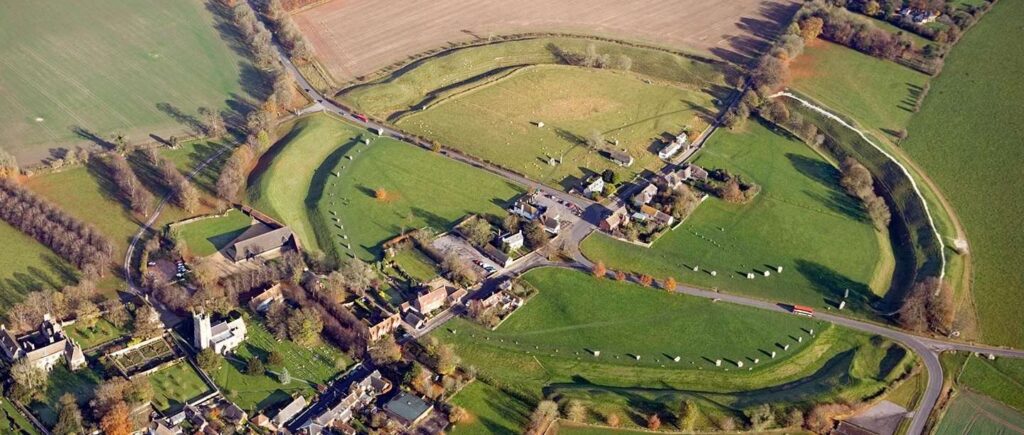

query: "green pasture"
xmin=397 ymin=65 xmax=718 ymax=188
xmin=211 ymin=313 xmax=350 ymax=412
xmin=160 ymin=139 xmax=232 ymax=194
xmin=248 ymin=113 xmax=523 ymax=260
xmin=582 ymin=120 xmax=886 ymax=313
xmin=0 ymin=0 xmax=253 ymax=165
xmin=789 ymin=40 xmax=930 ymax=143
xmin=450 ymin=381 xmax=532 ymax=435
xmin=901 ymin=0 xmax=1024 ymax=348
xmin=433 ymin=268 xmax=912 ymax=431
xmin=0 ymin=220 xmax=77 ymax=318
xmin=956 ymin=356 xmax=1024 ymax=414
xmin=150 ymin=361 xmax=213 ymax=412
xmin=174 ymin=209 xmax=253 ymax=257
xmin=340 ymin=36 xmax=733 ymax=119
xmin=935 ymin=391 xmax=1024 ymax=435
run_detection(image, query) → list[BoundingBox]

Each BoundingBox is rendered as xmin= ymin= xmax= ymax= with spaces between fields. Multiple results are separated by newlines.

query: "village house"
xmin=221 ymin=402 xmax=248 ymax=428
xmin=631 ymin=183 xmax=658 ymax=207
xmin=0 ymin=314 xmax=86 ymax=372
xmin=401 ymin=277 xmax=464 ymax=316
xmin=658 ymin=133 xmax=689 ymax=159
xmin=509 ymin=195 xmax=543 ymax=221
xmin=683 ymin=163 xmax=709 ymax=182
xmin=384 ymin=392 xmax=432 ymax=428
xmin=541 ymin=210 xmax=561 ymax=235
xmin=483 ymin=244 xmax=513 ymax=268
xmin=300 ymin=370 xmax=391 ymax=435
xmin=599 ymin=205 xmax=631 ymax=233
xmin=607 ymin=149 xmax=634 ymax=167
xmin=583 ymin=176 xmax=605 ymax=199
xmin=500 ymin=231 xmax=524 ymax=251
xmin=247 ymin=283 xmax=284 ymax=314
xmin=271 ymin=395 xmax=308 ymax=430
xmin=900 ymin=7 xmax=940 ymax=24
xmin=366 ymin=311 xmax=401 ymax=342
xmin=193 ymin=311 xmax=247 ymax=355
xmin=638 ymin=204 xmax=675 ymax=227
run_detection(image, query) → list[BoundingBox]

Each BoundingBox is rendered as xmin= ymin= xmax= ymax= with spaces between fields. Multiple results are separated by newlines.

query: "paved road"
xmin=265 ymin=27 xmax=1024 ymax=435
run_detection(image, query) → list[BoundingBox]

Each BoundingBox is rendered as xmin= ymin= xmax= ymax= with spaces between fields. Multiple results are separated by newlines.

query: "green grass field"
xmin=175 ymin=209 xmax=254 ymax=257
xmin=211 ymin=313 xmax=350 ymax=412
xmin=340 ymin=36 xmax=733 ymax=119
xmin=900 ymin=0 xmax=1024 ymax=348
xmin=789 ymin=40 xmax=930 ymax=143
xmin=955 ymin=356 xmax=1024 ymax=414
xmin=582 ymin=120 xmax=886 ymax=314
xmin=0 ymin=398 xmax=38 ymax=435
xmin=0 ymin=0 xmax=253 ymax=165
xmin=450 ymin=381 xmax=532 ymax=435
xmin=393 ymin=248 xmax=440 ymax=282
xmin=248 ymin=113 xmax=524 ymax=260
xmin=0 ymin=220 xmax=77 ymax=317
xmin=160 ymin=139 xmax=232 ymax=194
xmin=150 ymin=361 xmax=213 ymax=412
xmin=65 ymin=318 xmax=127 ymax=350
xmin=935 ymin=391 xmax=1024 ymax=435
xmin=397 ymin=65 xmax=718 ymax=188
xmin=435 ymin=268 xmax=912 ymax=431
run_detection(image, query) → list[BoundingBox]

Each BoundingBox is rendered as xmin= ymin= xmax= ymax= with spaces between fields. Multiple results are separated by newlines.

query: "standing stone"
xmin=763 ymin=270 xmax=771 ymax=277
xmin=692 ymin=265 xmax=699 ymax=272
xmin=593 ymin=350 xmax=600 ymax=357
xmin=634 ymin=355 xmax=641 ymax=361
xmin=771 ymin=351 xmax=776 ymax=359
xmin=715 ymin=359 xmax=722 ymax=367
xmin=710 ymin=271 xmax=717 ymax=277
xmin=673 ymin=356 xmax=681 ymax=362
xmin=844 ymin=288 xmax=850 ymax=299
xmin=776 ymin=266 xmax=783 ymax=273
xmin=783 ymin=344 xmax=790 ymax=351
xmin=839 ymin=300 xmax=847 ymax=310
xmin=746 ymin=272 xmax=755 ymax=279
xmin=988 ymin=354 xmax=997 ymax=360
xmin=797 ymin=336 xmax=803 ymax=343
xmin=809 ymin=329 xmax=814 ymax=335
xmin=754 ymin=358 xmax=760 ymax=364
xmin=737 ymin=361 xmax=744 ymax=368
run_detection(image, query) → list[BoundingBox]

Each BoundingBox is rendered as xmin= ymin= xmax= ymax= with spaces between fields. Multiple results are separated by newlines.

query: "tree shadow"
xmin=70 ymin=126 xmax=115 ymax=150
xmin=794 ymin=260 xmax=878 ymax=311
xmin=156 ymin=102 xmax=206 ymax=136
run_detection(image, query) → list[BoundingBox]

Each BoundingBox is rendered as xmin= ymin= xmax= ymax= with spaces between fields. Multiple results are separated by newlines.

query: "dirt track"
xmin=294 ymin=0 xmax=799 ymax=83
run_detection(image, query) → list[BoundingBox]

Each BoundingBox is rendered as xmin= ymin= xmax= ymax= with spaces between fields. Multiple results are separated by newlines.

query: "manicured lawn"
xmin=65 ymin=318 xmax=127 ymax=350
xmin=433 ymin=268 xmax=912 ymax=431
xmin=248 ymin=113 xmax=524 ymax=260
xmin=935 ymin=391 xmax=1024 ymax=435
xmin=581 ymin=120 xmax=886 ymax=314
xmin=211 ymin=313 xmax=350 ymax=413
xmin=175 ymin=209 xmax=254 ymax=257
xmin=29 ymin=364 xmax=104 ymax=426
xmin=0 ymin=220 xmax=77 ymax=317
xmin=789 ymin=40 xmax=930 ymax=142
xmin=0 ymin=398 xmax=38 ymax=435
xmin=149 ymin=361 xmax=213 ymax=412
xmin=900 ymin=0 xmax=1024 ymax=348
xmin=398 ymin=65 xmax=718 ymax=188
xmin=341 ymin=36 xmax=733 ymax=119
xmin=392 ymin=248 xmax=440 ymax=282
xmin=0 ymin=0 xmax=254 ymax=165
xmin=450 ymin=381 xmax=532 ymax=435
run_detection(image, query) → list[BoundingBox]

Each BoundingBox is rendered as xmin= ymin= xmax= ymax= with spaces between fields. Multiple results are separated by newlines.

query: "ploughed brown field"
xmin=294 ymin=0 xmax=798 ymax=83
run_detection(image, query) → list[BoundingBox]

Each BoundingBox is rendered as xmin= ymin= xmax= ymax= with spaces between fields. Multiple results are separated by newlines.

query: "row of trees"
xmin=899 ymin=277 xmax=955 ymax=334
xmin=2 ymin=281 xmax=128 ymax=334
xmin=0 ymin=179 xmax=114 ymax=278
xmin=840 ymin=157 xmax=892 ymax=230
xmin=152 ymin=155 xmax=200 ymax=212
xmin=215 ymin=146 xmax=254 ymax=202
xmin=258 ymin=0 xmax=314 ymax=63
xmin=292 ymin=275 xmax=370 ymax=353
xmin=108 ymin=154 xmax=154 ymax=215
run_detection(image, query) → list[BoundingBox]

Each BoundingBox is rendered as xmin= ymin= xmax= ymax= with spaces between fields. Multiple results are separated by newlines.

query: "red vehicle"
xmin=791 ymin=305 xmax=814 ymax=317
xmin=354 ymin=113 xmax=368 ymax=123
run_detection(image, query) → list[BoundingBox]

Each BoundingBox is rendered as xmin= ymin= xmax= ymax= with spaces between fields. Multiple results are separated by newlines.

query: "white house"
xmin=583 ymin=177 xmax=605 ymax=199
xmin=500 ymin=231 xmax=524 ymax=252
xmin=193 ymin=311 xmax=247 ymax=354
